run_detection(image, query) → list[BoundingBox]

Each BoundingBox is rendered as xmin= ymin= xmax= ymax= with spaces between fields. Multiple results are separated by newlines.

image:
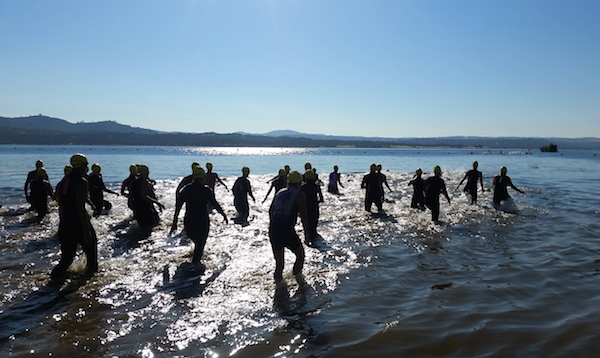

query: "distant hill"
xmin=1 ymin=115 xmax=599 ymax=149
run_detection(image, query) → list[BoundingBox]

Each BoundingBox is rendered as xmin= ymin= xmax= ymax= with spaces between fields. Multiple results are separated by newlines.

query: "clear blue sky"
xmin=1 ymin=0 xmax=599 ymax=138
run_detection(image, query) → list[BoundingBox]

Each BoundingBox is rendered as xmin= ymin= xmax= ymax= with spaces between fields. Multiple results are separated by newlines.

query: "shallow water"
xmin=1 ymin=146 xmax=600 ymax=357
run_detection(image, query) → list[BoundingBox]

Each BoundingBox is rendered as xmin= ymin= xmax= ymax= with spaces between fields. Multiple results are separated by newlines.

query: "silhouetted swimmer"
xmin=456 ymin=161 xmax=484 ymax=204
xmin=121 ymin=165 xmax=137 ymax=210
xmin=204 ymin=162 xmax=228 ymax=191
xmin=24 ymin=159 xmax=49 ymax=209
xmin=170 ymin=166 xmax=228 ymax=264
xmin=263 ymin=169 xmax=287 ymax=204
xmin=424 ymin=166 xmax=451 ymax=222
xmin=301 ymin=169 xmax=323 ymax=244
xmin=232 ymin=166 xmax=255 ymax=225
xmin=88 ymin=163 xmax=118 ymax=216
xmin=328 ymin=165 xmax=344 ymax=195
xmin=176 ymin=162 xmax=201 ymax=200
xmin=268 ymin=165 xmax=290 ymax=184
xmin=377 ymin=164 xmax=392 ymax=201
xmin=269 ymin=171 xmax=310 ymax=283
xmin=302 ymin=163 xmax=319 ymax=183
xmin=131 ymin=164 xmax=165 ymax=229
xmin=29 ymin=167 xmax=54 ymax=221
xmin=51 ymin=154 xmax=98 ymax=281
xmin=492 ymin=166 xmax=525 ymax=206
xmin=408 ymin=168 xmax=425 ymax=210
xmin=361 ymin=164 xmax=383 ymax=213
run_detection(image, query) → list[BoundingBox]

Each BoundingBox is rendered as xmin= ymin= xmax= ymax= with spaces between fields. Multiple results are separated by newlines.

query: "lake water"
xmin=1 ymin=145 xmax=600 ymax=357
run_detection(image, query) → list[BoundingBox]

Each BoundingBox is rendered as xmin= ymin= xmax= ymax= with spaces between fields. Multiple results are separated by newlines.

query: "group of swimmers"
xmin=22 ymin=155 xmax=525 ymax=283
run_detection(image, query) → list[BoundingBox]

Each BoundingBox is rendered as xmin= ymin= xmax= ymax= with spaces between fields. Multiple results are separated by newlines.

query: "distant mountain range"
xmin=2 ymin=115 xmax=599 ymax=150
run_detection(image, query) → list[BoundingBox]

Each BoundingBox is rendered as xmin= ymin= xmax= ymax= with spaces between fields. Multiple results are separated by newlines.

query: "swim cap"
xmin=473 ymin=161 xmax=479 ymax=169
xmin=334 ymin=165 xmax=339 ymax=171
xmin=193 ymin=166 xmax=205 ymax=179
xmin=278 ymin=169 xmax=286 ymax=176
xmin=91 ymin=163 xmax=101 ymax=173
xmin=304 ymin=162 xmax=312 ymax=170
xmin=416 ymin=168 xmax=422 ymax=176
xmin=70 ymin=153 xmax=88 ymax=169
xmin=137 ymin=164 xmax=149 ymax=175
xmin=370 ymin=163 xmax=377 ymax=172
xmin=288 ymin=171 xmax=302 ymax=184
xmin=35 ymin=160 xmax=44 ymax=168
xmin=377 ymin=164 xmax=382 ymax=170
xmin=37 ymin=167 xmax=46 ymax=177
xmin=191 ymin=162 xmax=200 ymax=169
xmin=129 ymin=165 xmax=137 ymax=174
xmin=434 ymin=165 xmax=442 ymax=175
xmin=500 ymin=166 xmax=507 ymax=175
xmin=304 ymin=169 xmax=314 ymax=180
xmin=64 ymin=165 xmax=73 ymax=175
xmin=284 ymin=165 xmax=290 ymax=171
xmin=206 ymin=162 xmax=213 ymax=170
xmin=242 ymin=167 xmax=250 ymax=175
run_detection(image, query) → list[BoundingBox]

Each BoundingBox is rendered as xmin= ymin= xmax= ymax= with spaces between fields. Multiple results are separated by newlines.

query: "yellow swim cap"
xmin=193 ymin=166 xmax=205 ymax=179
xmin=242 ymin=167 xmax=250 ymax=175
xmin=91 ymin=163 xmax=101 ymax=173
xmin=137 ymin=164 xmax=149 ymax=175
xmin=278 ymin=169 xmax=286 ymax=176
xmin=473 ymin=161 xmax=479 ymax=169
xmin=191 ymin=162 xmax=200 ymax=169
xmin=500 ymin=166 xmax=507 ymax=175
xmin=64 ymin=165 xmax=73 ymax=175
xmin=288 ymin=171 xmax=302 ymax=184
xmin=304 ymin=169 xmax=314 ymax=180
xmin=416 ymin=168 xmax=422 ymax=176
xmin=70 ymin=153 xmax=88 ymax=169
xmin=370 ymin=163 xmax=377 ymax=172
xmin=206 ymin=162 xmax=213 ymax=170
xmin=129 ymin=165 xmax=137 ymax=174
xmin=304 ymin=162 xmax=312 ymax=170
xmin=35 ymin=160 xmax=44 ymax=168
xmin=434 ymin=165 xmax=442 ymax=175
xmin=37 ymin=167 xmax=46 ymax=177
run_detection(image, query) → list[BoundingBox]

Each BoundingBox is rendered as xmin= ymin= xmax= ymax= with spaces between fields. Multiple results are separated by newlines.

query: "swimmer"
xmin=361 ymin=164 xmax=383 ymax=213
xmin=263 ymin=169 xmax=287 ymax=204
xmin=170 ymin=166 xmax=228 ymax=264
xmin=176 ymin=162 xmax=201 ymax=200
xmin=51 ymin=154 xmax=98 ymax=280
xmin=24 ymin=159 xmax=49 ymax=208
xmin=327 ymin=165 xmax=344 ymax=195
xmin=408 ymin=168 xmax=426 ymax=211
xmin=492 ymin=166 xmax=525 ymax=206
xmin=204 ymin=162 xmax=228 ymax=191
xmin=130 ymin=164 xmax=165 ymax=229
xmin=28 ymin=167 xmax=54 ymax=221
xmin=232 ymin=167 xmax=255 ymax=225
xmin=268 ymin=171 xmax=310 ymax=283
xmin=121 ymin=165 xmax=137 ymax=210
xmin=88 ymin=163 xmax=118 ymax=216
xmin=456 ymin=161 xmax=484 ymax=204
xmin=424 ymin=166 xmax=451 ymax=222
xmin=377 ymin=164 xmax=392 ymax=201
xmin=301 ymin=169 xmax=323 ymax=244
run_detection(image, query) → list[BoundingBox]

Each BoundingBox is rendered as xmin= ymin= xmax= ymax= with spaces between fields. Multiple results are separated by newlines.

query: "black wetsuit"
xmin=408 ymin=176 xmax=425 ymax=210
xmin=269 ymin=187 xmax=301 ymax=251
xmin=52 ymin=170 xmax=98 ymax=279
xmin=361 ymin=172 xmax=382 ymax=212
xmin=233 ymin=176 xmax=252 ymax=222
xmin=178 ymin=181 xmax=222 ymax=263
xmin=131 ymin=177 xmax=159 ymax=228
xmin=425 ymin=176 xmax=449 ymax=222
xmin=463 ymin=169 xmax=482 ymax=203
xmin=301 ymin=179 xmax=321 ymax=238
xmin=88 ymin=172 xmax=112 ymax=216
xmin=29 ymin=176 xmax=52 ymax=220
xmin=121 ymin=173 xmax=137 ymax=210
xmin=493 ymin=175 xmax=511 ymax=205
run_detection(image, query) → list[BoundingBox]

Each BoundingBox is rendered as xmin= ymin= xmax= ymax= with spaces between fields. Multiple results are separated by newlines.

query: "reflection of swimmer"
xmin=408 ymin=168 xmax=425 ymax=210
xmin=88 ymin=163 xmax=118 ymax=216
xmin=232 ymin=167 xmax=255 ymax=224
xmin=263 ymin=169 xmax=287 ymax=204
xmin=29 ymin=167 xmax=54 ymax=221
xmin=361 ymin=164 xmax=383 ymax=213
xmin=492 ymin=166 xmax=524 ymax=206
xmin=131 ymin=164 xmax=165 ymax=229
xmin=327 ymin=165 xmax=344 ymax=195
xmin=269 ymin=171 xmax=310 ymax=283
xmin=51 ymin=154 xmax=98 ymax=281
xmin=301 ymin=170 xmax=323 ymax=244
xmin=456 ymin=161 xmax=484 ymax=204
xmin=24 ymin=159 xmax=49 ymax=207
xmin=424 ymin=166 xmax=451 ymax=222
xmin=170 ymin=166 xmax=228 ymax=264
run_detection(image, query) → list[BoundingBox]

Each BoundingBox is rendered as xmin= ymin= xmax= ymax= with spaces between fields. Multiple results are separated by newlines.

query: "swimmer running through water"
xmin=492 ymin=166 xmax=525 ymax=206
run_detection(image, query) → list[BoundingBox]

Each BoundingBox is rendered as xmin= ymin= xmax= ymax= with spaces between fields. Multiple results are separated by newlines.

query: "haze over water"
xmin=1 ymin=145 xmax=600 ymax=357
